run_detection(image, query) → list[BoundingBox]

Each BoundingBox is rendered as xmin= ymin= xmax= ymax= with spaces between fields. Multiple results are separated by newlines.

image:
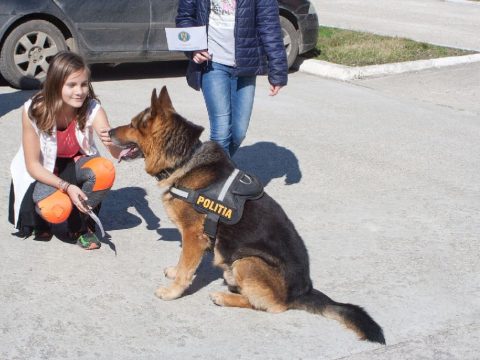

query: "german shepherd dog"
xmin=110 ymin=87 xmax=385 ymax=344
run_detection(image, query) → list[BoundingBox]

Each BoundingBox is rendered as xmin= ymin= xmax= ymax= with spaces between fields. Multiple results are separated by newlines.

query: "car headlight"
xmin=308 ymin=2 xmax=317 ymax=15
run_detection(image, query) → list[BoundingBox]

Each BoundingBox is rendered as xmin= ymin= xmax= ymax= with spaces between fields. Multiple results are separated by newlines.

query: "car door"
xmin=54 ymin=0 xmax=150 ymax=52
xmin=148 ymin=0 xmax=179 ymax=51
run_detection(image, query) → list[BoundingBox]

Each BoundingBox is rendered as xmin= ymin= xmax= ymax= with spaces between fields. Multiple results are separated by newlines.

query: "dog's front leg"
xmin=164 ymin=265 xmax=178 ymax=280
xmin=155 ymin=229 xmax=209 ymax=300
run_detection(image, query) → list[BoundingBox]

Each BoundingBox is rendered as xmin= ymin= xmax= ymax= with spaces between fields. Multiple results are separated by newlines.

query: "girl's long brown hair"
xmin=29 ymin=51 xmax=98 ymax=135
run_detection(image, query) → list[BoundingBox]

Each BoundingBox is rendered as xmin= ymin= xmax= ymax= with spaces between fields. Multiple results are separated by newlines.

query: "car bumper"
xmin=298 ymin=13 xmax=319 ymax=54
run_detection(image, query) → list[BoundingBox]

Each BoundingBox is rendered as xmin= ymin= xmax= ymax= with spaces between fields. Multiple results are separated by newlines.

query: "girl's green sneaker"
xmin=76 ymin=232 xmax=101 ymax=250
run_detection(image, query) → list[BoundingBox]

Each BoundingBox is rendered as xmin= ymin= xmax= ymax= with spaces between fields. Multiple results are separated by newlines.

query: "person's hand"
xmin=269 ymin=84 xmax=283 ymax=96
xmin=99 ymin=127 xmax=113 ymax=147
xmin=192 ymin=50 xmax=211 ymax=64
xmin=67 ymin=185 xmax=91 ymax=213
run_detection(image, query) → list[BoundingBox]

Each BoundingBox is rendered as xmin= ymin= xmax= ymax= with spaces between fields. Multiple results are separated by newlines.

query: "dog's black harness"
xmin=169 ymin=169 xmax=264 ymax=238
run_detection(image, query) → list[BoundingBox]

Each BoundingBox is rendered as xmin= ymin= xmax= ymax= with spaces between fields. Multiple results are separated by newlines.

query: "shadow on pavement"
xmin=0 ymin=74 xmax=7 ymax=87
xmin=233 ymin=141 xmax=302 ymax=186
xmin=184 ymin=251 xmax=223 ymax=296
xmin=0 ymin=90 xmax=36 ymax=117
xmin=157 ymin=227 xmax=181 ymax=242
xmin=90 ymin=60 xmax=188 ymax=83
xmin=101 ymin=187 xmax=160 ymax=231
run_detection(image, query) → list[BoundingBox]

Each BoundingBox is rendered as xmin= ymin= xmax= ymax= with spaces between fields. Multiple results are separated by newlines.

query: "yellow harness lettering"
xmin=196 ymin=195 xmax=233 ymax=220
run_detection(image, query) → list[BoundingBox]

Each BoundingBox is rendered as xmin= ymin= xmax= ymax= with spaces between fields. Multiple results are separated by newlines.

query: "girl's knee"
xmin=80 ymin=157 xmax=116 ymax=191
xmin=36 ymin=190 xmax=72 ymax=224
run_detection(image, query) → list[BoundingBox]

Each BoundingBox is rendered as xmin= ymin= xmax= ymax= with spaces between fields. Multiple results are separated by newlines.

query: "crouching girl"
xmin=9 ymin=51 xmax=121 ymax=250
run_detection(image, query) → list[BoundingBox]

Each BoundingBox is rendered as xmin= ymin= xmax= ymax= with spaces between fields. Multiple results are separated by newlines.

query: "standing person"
xmin=176 ymin=0 xmax=288 ymax=157
xmin=9 ymin=51 xmax=121 ymax=250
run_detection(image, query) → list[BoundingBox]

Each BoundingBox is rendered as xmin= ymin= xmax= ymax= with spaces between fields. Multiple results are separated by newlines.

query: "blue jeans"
xmin=201 ymin=62 xmax=256 ymax=157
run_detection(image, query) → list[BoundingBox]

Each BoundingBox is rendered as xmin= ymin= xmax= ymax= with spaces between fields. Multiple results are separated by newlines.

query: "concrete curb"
xmin=294 ymin=53 xmax=480 ymax=81
xmin=445 ymin=0 xmax=480 ymax=5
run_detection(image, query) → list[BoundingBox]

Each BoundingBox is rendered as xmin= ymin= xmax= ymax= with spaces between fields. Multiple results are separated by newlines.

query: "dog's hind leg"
xmin=211 ymin=257 xmax=288 ymax=313
xmin=213 ymin=248 xmax=239 ymax=292
xmin=223 ymin=269 xmax=236 ymax=286
xmin=222 ymin=269 xmax=241 ymax=293
xmin=155 ymin=228 xmax=210 ymax=300
xmin=210 ymin=292 xmax=253 ymax=309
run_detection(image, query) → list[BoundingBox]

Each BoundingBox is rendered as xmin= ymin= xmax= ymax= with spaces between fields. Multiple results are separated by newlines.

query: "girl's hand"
xmin=66 ymin=185 xmax=91 ymax=213
xmin=92 ymin=108 xmax=122 ymax=158
xmin=99 ymin=127 xmax=113 ymax=147
xmin=192 ymin=50 xmax=211 ymax=64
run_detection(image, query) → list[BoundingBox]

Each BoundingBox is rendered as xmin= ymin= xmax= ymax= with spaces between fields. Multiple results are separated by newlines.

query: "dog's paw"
xmin=209 ymin=292 xmax=226 ymax=306
xmin=155 ymin=286 xmax=182 ymax=301
xmin=164 ymin=266 xmax=177 ymax=280
xmin=266 ymin=304 xmax=287 ymax=314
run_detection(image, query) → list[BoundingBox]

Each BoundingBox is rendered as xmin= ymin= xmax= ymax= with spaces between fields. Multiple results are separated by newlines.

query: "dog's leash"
xmin=87 ymin=211 xmax=105 ymax=238
xmin=79 ymin=195 xmax=105 ymax=238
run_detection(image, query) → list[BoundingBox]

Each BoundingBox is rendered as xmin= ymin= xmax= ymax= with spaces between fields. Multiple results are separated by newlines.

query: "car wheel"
xmin=280 ymin=16 xmax=299 ymax=69
xmin=0 ymin=20 xmax=67 ymax=89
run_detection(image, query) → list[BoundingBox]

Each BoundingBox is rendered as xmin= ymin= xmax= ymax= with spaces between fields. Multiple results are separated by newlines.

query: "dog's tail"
xmin=290 ymin=289 xmax=385 ymax=344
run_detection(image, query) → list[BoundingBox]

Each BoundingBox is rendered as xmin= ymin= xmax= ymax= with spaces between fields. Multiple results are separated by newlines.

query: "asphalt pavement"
xmin=1 ymin=2 xmax=480 ymax=358
xmin=1 ymin=58 xmax=479 ymax=359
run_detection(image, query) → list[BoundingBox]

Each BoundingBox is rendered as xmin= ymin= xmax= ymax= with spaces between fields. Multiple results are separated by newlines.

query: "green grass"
xmin=312 ymin=26 xmax=476 ymax=67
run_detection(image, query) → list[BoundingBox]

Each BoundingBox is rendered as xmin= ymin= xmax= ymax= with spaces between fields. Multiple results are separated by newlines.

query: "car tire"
xmin=0 ymin=20 xmax=67 ymax=89
xmin=280 ymin=16 xmax=299 ymax=69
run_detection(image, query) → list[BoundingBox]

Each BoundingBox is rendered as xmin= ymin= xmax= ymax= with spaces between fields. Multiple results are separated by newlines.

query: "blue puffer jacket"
xmin=176 ymin=0 xmax=288 ymax=86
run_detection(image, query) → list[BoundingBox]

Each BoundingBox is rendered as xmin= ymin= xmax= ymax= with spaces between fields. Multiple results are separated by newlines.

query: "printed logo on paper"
xmin=178 ymin=31 xmax=191 ymax=42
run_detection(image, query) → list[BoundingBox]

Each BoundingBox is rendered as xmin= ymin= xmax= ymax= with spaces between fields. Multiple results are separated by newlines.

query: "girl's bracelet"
xmin=58 ymin=179 xmax=71 ymax=193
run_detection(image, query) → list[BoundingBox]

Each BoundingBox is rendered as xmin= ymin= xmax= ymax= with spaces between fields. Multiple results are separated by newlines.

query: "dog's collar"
xmin=153 ymin=140 xmax=202 ymax=181
xmin=154 ymin=168 xmax=175 ymax=181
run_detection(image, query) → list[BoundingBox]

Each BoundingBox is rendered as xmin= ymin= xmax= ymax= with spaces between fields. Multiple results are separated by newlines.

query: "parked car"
xmin=0 ymin=0 xmax=318 ymax=89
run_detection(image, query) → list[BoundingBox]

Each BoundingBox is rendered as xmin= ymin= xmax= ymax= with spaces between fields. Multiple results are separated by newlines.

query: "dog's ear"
xmin=158 ymin=86 xmax=175 ymax=113
xmin=150 ymin=88 xmax=158 ymax=118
